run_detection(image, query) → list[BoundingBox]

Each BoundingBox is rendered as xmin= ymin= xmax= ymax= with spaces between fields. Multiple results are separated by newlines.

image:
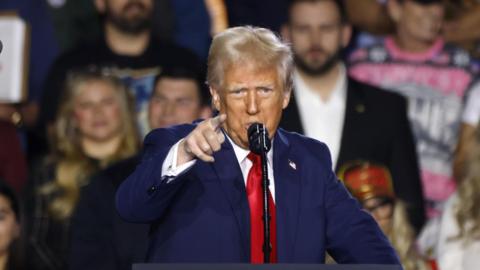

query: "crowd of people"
xmin=1 ymin=0 xmax=480 ymax=269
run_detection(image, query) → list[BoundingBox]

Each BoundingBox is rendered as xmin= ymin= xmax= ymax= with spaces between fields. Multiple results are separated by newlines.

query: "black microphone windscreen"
xmin=248 ymin=123 xmax=271 ymax=154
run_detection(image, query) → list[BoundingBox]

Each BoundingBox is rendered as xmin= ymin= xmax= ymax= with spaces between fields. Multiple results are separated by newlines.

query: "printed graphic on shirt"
xmin=101 ymin=66 xmax=161 ymax=137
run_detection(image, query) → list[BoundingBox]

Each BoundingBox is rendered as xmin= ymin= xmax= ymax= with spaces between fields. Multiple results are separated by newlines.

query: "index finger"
xmin=209 ymin=114 xmax=227 ymax=130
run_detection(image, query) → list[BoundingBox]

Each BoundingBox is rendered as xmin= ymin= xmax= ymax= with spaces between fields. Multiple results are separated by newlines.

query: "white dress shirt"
xmin=293 ymin=64 xmax=347 ymax=169
xmin=161 ymin=134 xmax=276 ymax=201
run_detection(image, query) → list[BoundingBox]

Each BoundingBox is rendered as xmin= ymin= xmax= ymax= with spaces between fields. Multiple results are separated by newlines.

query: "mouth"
xmin=124 ymin=3 xmax=146 ymax=13
xmin=308 ymin=47 xmax=326 ymax=54
xmin=92 ymin=121 xmax=108 ymax=128
xmin=307 ymin=51 xmax=327 ymax=61
xmin=244 ymin=122 xmax=263 ymax=131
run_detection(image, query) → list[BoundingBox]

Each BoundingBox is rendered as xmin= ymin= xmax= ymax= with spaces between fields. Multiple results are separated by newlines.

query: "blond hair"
xmin=207 ymin=26 xmax=293 ymax=92
xmin=40 ymin=70 xmax=140 ymax=220
xmin=454 ymin=123 xmax=480 ymax=243
xmin=338 ymin=161 xmax=429 ymax=270
xmin=387 ymin=201 xmax=430 ymax=270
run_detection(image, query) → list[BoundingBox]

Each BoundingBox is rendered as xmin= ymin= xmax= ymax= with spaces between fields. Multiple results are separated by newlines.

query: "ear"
xmin=341 ymin=24 xmax=353 ymax=49
xmin=282 ymin=89 xmax=292 ymax=109
xmin=209 ymin=86 xmax=221 ymax=111
xmin=199 ymin=106 xmax=213 ymax=119
xmin=94 ymin=0 xmax=106 ymax=14
xmin=280 ymin=24 xmax=291 ymax=42
xmin=387 ymin=0 xmax=402 ymax=23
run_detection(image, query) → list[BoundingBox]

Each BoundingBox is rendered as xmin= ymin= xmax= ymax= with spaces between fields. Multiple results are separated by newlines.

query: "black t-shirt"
xmin=39 ymin=35 xmax=202 ymax=135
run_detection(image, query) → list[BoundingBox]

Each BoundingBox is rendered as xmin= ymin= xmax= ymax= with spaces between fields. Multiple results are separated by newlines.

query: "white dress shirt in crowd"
xmin=161 ymin=134 xmax=276 ymax=201
xmin=293 ymin=64 xmax=347 ymax=169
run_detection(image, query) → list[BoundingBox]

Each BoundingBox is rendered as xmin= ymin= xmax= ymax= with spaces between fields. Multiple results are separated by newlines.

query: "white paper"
xmin=0 ymin=15 xmax=28 ymax=103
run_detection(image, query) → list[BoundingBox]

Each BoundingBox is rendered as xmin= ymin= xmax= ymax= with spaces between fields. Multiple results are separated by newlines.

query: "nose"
xmin=246 ymin=90 xmax=259 ymax=115
xmin=91 ymin=103 xmax=105 ymax=116
xmin=163 ymin=101 xmax=175 ymax=117
xmin=309 ymin=29 xmax=324 ymax=46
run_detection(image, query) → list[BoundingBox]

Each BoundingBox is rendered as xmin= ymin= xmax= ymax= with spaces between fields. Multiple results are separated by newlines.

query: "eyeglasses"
xmin=362 ymin=197 xmax=394 ymax=214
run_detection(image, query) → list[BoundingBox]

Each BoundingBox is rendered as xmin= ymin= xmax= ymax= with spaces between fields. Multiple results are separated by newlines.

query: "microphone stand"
xmin=248 ymin=123 xmax=272 ymax=263
xmin=260 ymin=134 xmax=271 ymax=263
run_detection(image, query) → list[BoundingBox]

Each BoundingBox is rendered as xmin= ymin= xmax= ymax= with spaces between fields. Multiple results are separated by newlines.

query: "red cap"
xmin=338 ymin=161 xmax=395 ymax=202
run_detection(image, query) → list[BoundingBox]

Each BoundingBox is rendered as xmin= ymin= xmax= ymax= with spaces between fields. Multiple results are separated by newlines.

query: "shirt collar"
xmin=385 ymin=36 xmax=444 ymax=62
xmin=225 ymin=131 xmax=274 ymax=167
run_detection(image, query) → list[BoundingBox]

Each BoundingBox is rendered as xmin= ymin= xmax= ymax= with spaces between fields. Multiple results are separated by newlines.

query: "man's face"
xmin=395 ymin=0 xmax=444 ymax=43
xmin=362 ymin=197 xmax=394 ymax=234
xmin=210 ymin=63 xmax=291 ymax=149
xmin=282 ymin=0 xmax=351 ymax=75
xmin=100 ymin=0 xmax=153 ymax=34
xmin=148 ymin=77 xmax=205 ymax=129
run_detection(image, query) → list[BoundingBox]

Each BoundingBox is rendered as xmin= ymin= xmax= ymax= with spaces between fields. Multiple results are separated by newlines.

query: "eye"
xmin=177 ymin=98 xmax=193 ymax=106
xmin=229 ymin=88 xmax=247 ymax=97
xmin=293 ymin=25 xmax=310 ymax=34
xmin=77 ymin=102 xmax=94 ymax=110
xmin=319 ymin=23 xmax=340 ymax=33
xmin=102 ymin=97 xmax=116 ymax=106
xmin=257 ymin=87 xmax=273 ymax=96
xmin=151 ymin=95 xmax=166 ymax=104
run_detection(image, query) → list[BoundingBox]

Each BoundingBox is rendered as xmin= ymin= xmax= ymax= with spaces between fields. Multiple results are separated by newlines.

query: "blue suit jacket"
xmin=116 ymin=124 xmax=400 ymax=264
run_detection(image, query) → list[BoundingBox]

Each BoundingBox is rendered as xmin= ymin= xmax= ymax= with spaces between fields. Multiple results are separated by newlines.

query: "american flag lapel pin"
xmin=288 ymin=160 xmax=296 ymax=170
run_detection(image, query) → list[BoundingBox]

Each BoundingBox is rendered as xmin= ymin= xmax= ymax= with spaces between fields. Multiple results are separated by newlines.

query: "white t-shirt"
xmin=437 ymin=193 xmax=480 ymax=270
xmin=462 ymin=83 xmax=480 ymax=126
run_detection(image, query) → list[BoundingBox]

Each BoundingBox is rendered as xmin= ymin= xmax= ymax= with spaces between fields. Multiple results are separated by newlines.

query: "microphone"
xmin=248 ymin=123 xmax=271 ymax=154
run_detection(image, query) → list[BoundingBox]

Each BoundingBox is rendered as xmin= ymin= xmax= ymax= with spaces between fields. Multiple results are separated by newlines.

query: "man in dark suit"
xmin=116 ymin=25 xmax=400 ymax=264
xmin=280 ymin=0 xmax=425 ymax=233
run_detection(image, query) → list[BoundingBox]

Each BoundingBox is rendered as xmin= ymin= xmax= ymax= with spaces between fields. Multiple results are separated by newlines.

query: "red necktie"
xmin=246 ymin=152 xmax=277 ymax=263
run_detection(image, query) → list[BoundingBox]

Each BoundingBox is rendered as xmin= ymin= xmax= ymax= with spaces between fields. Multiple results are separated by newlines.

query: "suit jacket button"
xmin=355 ymin=104 xmax=365 ymax=113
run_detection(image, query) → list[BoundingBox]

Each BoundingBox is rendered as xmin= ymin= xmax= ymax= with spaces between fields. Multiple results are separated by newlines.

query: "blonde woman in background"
xmin=26 ymin=70 xmax=139 ymax=270
xmin=339 ymin=161 xmax=432 ymax=270
xmin=437 ymin=122 xmax=480 ymax=270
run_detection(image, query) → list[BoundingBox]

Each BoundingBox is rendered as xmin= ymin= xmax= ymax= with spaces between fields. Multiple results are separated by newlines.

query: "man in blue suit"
xmin=116 ymin=26 xmax=401 ymax=265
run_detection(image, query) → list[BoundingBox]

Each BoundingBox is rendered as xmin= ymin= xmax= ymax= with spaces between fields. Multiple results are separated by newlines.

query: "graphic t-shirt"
xmin=349 ymin=37 xmax=479 ymax=218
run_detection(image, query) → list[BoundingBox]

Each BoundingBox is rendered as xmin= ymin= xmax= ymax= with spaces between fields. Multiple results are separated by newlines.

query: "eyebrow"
xmin=256 ymin=85 xmax=274 ymax=89
xmin=227 ymin=83 xmax=275 ymax=90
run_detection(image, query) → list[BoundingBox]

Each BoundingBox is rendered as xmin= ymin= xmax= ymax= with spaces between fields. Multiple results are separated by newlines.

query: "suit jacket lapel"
xmin=273 ymin=129 xmax=301 ymax=262
xmin=336 ymin=78 xmax=366 ymax=172
xmin=211 ymin=139 xmax=250 ymax=260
